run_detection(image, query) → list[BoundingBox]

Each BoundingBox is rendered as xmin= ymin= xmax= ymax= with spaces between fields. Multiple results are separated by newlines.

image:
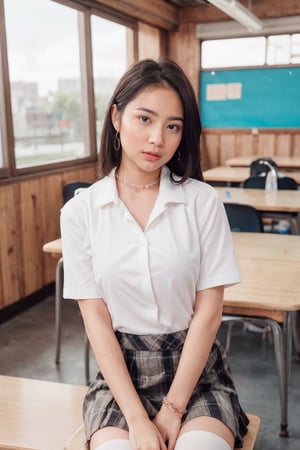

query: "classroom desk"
xmin=203 ymin=166 xmax=300 ymax=185
xmin=43 ymin=233 xmax=300 ymax=436
xmin=215 ymin=186 xmax=300 ymax=213
xmin=225 ymin=156 xmax=300 ymax=169
xmin=0 ymin=375 xmax=87 ymax=450
xmin=226 ymin=232 xmax=300 ymax=437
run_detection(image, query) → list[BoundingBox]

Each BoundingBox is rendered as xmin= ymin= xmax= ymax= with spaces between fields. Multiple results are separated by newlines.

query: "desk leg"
xmin=55 ymin=257 xmax=63 ymax=365
xmin=265 ymin=319 xmax=287 ymax=436
xmin=267 ymin=313 xmax=292 ymax=437
xmin=280 ymin=312 xmax=293 ymax=437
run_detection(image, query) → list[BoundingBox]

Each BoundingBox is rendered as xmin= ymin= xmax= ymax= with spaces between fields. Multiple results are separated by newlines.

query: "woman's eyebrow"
xmin=135 ymin=107 xmax=183 ymax=122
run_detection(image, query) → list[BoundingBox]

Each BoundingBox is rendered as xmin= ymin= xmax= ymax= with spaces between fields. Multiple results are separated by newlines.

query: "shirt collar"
xmin=93 ymin=165 xmax=187 ymax=208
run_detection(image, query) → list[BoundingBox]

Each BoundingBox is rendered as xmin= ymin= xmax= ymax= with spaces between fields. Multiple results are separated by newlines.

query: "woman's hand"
xmin=129 ymin=416 xmax=167 ymax=450
xmin=153 ymin=406 xmax=182 ymax=450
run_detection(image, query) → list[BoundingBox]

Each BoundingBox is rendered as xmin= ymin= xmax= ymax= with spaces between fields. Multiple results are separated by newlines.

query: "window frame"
xmin=0 ymin=0 xmax=137 ymax=181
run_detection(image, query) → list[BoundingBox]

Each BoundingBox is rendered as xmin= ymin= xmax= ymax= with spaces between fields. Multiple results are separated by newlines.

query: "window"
xmin=201 ymin=34 xmax=300 ymax=69
xmin=267 ymin=34 xmax=300 ymax=65
xmin=0 ymin=0 xmax=134 ymax=177
xmin=201 ymin=37 xmax=266 ymax=68
xmin=0 ymin=118 xmax=3 ymax=168
xmin=91 ymin=15 xmax=129 ymax=149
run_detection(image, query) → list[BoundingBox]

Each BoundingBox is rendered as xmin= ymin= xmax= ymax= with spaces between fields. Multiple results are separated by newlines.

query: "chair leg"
xmin=84 ymin=334 xmax=90 ymax=385
xmin=292 ymin=311 xmax=300 ymax=360
xmin=55 ymin=257 xmax=64 ymax=365
xmin=225 ymin=322 xmax=234 ymax=353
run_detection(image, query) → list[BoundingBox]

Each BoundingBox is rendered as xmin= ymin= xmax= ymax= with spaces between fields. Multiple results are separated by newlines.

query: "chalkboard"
xmin=200 ymin=66 xmax=300 ymax=128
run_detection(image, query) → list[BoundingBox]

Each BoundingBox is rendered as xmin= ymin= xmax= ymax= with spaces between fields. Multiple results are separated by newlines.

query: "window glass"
xmin=267 ymin=33 xmax=300 ymax=65
xmin=201 ymin=37 xmax=266 ymax=68
xmin=267 ymin=35 xmax=291 ymax=65
xmin=4 ymin=0 xmax=86 ymax=168
xmin=291 ymin=34 xmax=300 ymax=63
xmin=91 ymin=15 xmax=128 ymax=149
xmin=0 ymin=117 xmax=3 ymax=168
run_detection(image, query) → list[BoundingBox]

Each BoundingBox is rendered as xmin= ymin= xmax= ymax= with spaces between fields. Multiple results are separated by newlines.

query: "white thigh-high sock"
xmin=175 ymin=430 xmax=232 ymax=450
xmin=94 ymin=439 xmax=132 ymax=450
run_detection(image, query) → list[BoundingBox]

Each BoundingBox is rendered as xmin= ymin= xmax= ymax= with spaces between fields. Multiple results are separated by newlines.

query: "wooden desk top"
xmin=0 ymin=375 xmax=87 ymax=450
xmin=203 ymin=166 xmax=300 ymax=184
xmin=225 ymin=156 xmax=300 ymax=169
xmin=225 ymin=232 xmax=300 ymax=321
xmin=215 ymin=186 xmax=300 ymax=212
xmin=232 ymin=232 xmax=300 ymax=262
xmin=43 ymin=238 xmax=62 ymax=256
xmin=43 ymin=232 xmax=300 ymax=320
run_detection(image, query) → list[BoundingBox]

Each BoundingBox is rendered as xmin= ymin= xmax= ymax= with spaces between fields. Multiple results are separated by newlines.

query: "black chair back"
xmin=63 ymin=181 xmax=92 ymax=204
xmin=224 ymin=203 xmax=264 ymax=233
xmin=250 ymin=158 xmax=279 ymax=177
xmin=243 ymin=176 xmax=298 ymax=190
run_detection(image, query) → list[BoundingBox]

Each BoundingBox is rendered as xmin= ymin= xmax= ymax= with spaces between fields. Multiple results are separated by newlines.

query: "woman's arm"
xmin=153 ymin=286 xmax=224 ymax=448
xmin=78 ymin=298 xmax=167 ymax=450
xmin=167 ymin=285 xmax=224 ymax=407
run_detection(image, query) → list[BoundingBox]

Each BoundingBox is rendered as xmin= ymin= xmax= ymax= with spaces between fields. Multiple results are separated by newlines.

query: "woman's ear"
xmin=111 ymin=104 xmax=120 ymax=132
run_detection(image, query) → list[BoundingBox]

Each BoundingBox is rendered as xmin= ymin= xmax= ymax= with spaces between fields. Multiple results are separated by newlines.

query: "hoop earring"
xmin=114 ymin=131 xmax=121 ymax=152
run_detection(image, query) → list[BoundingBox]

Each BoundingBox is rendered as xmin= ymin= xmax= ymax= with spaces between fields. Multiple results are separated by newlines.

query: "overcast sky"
xmin=4 ymin=0 xmax=127 ymax=96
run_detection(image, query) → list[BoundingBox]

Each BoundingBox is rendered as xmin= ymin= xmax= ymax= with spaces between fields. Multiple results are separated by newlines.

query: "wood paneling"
xmin=137 ymin=22 xmax=164 ymax=60
xmin=168 ymin=23 xmax=200 ymax=97
xmin=95 ymin=0 xmax=178 ymax=30
xmin=201 ymin=129 xmax=300 ymax=171
xmin=0 ymin=166 xmax=96 ymax=310
xmin=179 ymin=0 xmax=300 ymax=24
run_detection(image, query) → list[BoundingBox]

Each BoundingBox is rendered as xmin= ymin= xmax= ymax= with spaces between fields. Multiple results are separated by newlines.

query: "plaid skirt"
xmin=83 ymin=329 xmax=249 ymax=448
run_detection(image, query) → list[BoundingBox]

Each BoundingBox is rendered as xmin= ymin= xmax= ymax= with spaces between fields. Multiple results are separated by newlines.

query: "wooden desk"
xmin=215 ymin=186 xmax=300 ymax=213
xmin=44 ymin=233 xmax=300 ymax=436
xmin=43 ymin=238 xmax=62 ymax=256
xmin=225 ymin=156 xmax=300 ymax=169
xmin=204 ymin=166 xmax=300 ymax=185
xmin=225 ymin=232 xmax=300 ymax=437
xmin=0 ymin=375 xmax=87 ymax=450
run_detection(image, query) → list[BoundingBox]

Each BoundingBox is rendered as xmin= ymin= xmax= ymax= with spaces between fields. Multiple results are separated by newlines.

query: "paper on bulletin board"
xmin=206 ymin=82 xmax=242 ymax=101
xmin=227 ymin=83 xmax=242 ymax=99
xmin=206 ymin=83 xmax=226 ymax=101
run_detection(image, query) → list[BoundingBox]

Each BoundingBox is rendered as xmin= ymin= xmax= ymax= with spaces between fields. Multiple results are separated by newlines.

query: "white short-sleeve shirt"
xmin=60 ymin=166 xmax=240 ymax=334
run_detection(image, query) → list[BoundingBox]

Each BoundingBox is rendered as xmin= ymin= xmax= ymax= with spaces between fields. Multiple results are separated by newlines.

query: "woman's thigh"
xmin=179 ymin=416 xmax=235 ymax=449
xmin=90 ymin=426 xmax=129 ymax=450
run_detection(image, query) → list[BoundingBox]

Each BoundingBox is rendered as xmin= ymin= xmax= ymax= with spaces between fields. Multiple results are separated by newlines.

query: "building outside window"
xmin=0 ymin=0 xmax=134 ymax=177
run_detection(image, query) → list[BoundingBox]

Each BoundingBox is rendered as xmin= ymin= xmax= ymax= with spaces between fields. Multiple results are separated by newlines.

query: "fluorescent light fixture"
xmin=207 ymin=0 xmax=263 ymax=33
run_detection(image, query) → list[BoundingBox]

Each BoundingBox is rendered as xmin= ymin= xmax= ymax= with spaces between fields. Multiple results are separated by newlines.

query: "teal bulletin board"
xmin=200 ymin=67 xmax=300 ymax=128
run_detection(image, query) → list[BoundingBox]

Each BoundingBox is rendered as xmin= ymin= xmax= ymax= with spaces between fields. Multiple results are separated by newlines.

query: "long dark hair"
xmin=97 ymin=57 xmax=203 ymax=183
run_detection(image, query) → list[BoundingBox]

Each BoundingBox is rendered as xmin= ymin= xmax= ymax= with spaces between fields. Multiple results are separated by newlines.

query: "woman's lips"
xmin=143 ymin=152 xmax=160 ymax=162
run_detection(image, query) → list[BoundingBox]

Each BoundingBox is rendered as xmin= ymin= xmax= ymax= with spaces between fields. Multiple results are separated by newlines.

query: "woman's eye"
xmin=168 ymin=123 xmax=181 ymax=132
xmin=139 ymin=116 xmax=150 ymax=124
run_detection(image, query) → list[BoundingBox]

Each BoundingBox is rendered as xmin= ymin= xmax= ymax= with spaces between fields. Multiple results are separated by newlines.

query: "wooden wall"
xmin=201 ymin=129 xmax=300 ymax=170
xmin=0 ymin=165 xmax=96 ymax=311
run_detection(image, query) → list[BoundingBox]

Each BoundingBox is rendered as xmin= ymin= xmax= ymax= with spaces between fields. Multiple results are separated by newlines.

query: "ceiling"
xmin=168 ymin=0 xmax=208 ymax=5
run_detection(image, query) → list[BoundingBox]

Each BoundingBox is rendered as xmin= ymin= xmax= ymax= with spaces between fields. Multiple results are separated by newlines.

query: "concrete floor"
xmin=0 ymin=295 xmax=300 ymax=449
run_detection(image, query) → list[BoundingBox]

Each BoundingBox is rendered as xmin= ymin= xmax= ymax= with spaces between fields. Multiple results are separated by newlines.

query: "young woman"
xmin=60 ymin=58 xmax=249 ymax=450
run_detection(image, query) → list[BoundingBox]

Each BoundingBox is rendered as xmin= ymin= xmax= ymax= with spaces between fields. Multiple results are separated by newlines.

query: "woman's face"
xmin=112 ymin=85 xmax=183 ymax=174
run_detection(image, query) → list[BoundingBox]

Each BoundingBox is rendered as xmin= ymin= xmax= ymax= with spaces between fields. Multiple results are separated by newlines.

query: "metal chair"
xmin=55 ymin=181 xmax=92 ymax=385
xmin=224 ymin=202 xmax=264 ymax=233
xmin=242 ymin=175 xmax=299 ymax=234
xmin=222 ymin=202 xmax=270 ymax=352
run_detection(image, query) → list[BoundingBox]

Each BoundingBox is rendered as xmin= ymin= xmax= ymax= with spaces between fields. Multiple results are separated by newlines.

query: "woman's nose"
xmin=149 ymin=126 xmax=164 ymax=147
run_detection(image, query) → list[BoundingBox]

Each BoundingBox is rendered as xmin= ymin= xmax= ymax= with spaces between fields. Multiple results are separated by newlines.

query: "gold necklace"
xmin=116 ymin=172 xmax=160 ymax=190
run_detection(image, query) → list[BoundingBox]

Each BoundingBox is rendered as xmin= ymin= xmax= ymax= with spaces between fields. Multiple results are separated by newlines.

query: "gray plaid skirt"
xmin=83 ymin=329 xmax=249 ymax=448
